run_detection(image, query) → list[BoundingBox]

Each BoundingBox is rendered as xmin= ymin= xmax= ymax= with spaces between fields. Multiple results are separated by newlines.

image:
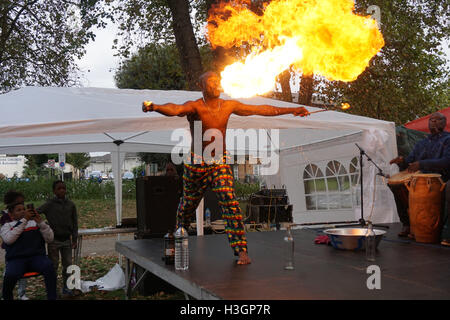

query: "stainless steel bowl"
xmin=323 ymin=227 xmax=386 ymax=250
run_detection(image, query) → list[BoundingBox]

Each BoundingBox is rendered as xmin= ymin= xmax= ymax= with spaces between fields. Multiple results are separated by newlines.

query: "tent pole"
xmin=112 ymin=140 xmax=124 ymax=227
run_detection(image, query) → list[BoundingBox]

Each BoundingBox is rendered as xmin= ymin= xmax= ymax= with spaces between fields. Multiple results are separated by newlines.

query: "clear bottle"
xmin=365 ymin=221 xmax=376 ymax=262
xmin=284 ymin=227 xmax=294 ymax=270
xmin=175 ymin=226 xmax=189 ymax=270
xmin=205 ymin=208 xmax=211 ymax=226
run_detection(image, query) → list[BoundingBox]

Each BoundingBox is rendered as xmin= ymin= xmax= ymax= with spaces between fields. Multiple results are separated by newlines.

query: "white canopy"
xmin=0 ymin=86 xmax=398 ymax=225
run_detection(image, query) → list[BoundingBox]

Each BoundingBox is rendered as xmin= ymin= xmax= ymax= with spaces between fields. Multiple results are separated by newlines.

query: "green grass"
xmin=18 ymin=198 xmax=136 ymax=229
xmin=0 ymin=255 xmax=185 ymax=300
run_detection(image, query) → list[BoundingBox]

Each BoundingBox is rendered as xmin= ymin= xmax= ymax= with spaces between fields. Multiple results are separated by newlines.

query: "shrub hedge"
xmin=0 ymin=178 xmax=259 ymax=203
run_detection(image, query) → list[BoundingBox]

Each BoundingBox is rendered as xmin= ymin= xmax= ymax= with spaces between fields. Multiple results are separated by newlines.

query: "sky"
xmin=76 ymin=24 xmax=120 ymax=89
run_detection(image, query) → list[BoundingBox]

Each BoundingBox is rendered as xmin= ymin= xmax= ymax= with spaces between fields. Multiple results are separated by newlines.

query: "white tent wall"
xmin=0 ymin=87 xmax=399 ymax=226
xmin=273 ymin=131 xmax=364 ymax=224
xmin=262 ymin=128 xmax=400 ymax=225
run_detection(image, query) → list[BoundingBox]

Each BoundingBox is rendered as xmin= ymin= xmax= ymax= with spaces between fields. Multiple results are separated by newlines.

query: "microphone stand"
xmin=350 ymin=143 xmax=390 ymax=229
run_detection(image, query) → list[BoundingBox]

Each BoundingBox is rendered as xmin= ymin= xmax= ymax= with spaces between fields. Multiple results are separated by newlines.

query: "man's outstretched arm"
xmin=142 ymin=101 xmax=195 ymax=117
xmin=232 ymin=101 xmax=309 ymax=117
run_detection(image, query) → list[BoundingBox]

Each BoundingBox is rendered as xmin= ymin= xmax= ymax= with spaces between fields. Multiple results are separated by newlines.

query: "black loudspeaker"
xmin=136 ymin=176 xmax=183 ymax=238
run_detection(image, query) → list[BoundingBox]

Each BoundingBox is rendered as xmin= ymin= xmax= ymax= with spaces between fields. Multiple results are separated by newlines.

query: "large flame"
xmin=207 ymin=0 xmax=384 ymax=98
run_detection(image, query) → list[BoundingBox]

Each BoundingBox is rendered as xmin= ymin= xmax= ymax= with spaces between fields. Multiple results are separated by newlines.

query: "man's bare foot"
xmin=237 ymin=251 xmax=251 ymax=265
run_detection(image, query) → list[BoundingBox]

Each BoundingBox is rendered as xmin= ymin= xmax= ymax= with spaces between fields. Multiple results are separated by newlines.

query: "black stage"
xmin=115 ymin=223 xmax=450 ymax=300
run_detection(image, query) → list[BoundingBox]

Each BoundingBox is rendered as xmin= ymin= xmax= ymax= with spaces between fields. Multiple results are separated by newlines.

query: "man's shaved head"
xmin=429 ymin=112 xmax=447 ymax=134
xmin=199 ymin=71 xmax=222 ymax=99
xmin=199 ymin=71 xmax=219 ymax=89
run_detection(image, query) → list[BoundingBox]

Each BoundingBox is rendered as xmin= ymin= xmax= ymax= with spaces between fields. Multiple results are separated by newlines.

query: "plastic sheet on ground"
xmin=80 ymin=263 xmax=125 ymax=293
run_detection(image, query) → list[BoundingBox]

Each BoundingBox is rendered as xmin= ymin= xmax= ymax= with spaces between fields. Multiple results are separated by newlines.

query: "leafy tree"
xmin=22 ymin=154 xmax=57 ymax=178
xmin=115 ymin=43 xmax=187 ymax=89
xmin=0 ymin=0 xmax=111 ymax=93
xmin=114 ymin=43 xmax=214 ymax=90
xmin=138 ymin=153 xmax=171 ymax=168
xmin=66 ymin=153 xmax=90 ymax=180
xmin=316 ymin=0 xmax=449 ymax=124
xmin=112 ymin=0 xmax=205 ymax=90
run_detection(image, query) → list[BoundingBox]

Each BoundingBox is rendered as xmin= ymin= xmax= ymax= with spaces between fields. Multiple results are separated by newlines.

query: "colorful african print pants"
xmin=176 ymin=162 xmax=248 ymax=256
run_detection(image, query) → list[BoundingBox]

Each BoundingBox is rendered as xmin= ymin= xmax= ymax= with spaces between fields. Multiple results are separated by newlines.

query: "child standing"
xmin=37 ymin=180 xmax=78 ymax=296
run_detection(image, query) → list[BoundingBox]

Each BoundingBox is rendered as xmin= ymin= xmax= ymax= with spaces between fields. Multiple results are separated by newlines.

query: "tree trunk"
xmin=298 ymin=74 xmax=314 ymax=105
xmin=166 ymin=0 xmax=204 ymax=90
xmin=278 ymin=69 xmax=292 ymax=102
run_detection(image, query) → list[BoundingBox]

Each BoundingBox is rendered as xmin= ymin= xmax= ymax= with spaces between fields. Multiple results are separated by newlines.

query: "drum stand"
xmin=351 ymin=144 xmax=389 ymax=229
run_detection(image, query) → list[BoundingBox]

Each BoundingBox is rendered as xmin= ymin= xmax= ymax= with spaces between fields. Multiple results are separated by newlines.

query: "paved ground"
xmin=0 ymin=233 xmax=135 ymax=265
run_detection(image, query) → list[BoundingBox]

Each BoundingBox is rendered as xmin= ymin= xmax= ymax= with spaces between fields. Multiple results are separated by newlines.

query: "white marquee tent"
xmin=0 ymin=86 xmax=400 ymax=226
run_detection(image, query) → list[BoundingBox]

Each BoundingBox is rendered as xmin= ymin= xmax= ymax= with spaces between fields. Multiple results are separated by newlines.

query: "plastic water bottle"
xmin=205 ymin=208 xmax=211 ymax=226
xmin=284 ymin=227 xmax=294 ymax=270
xmin=175 ymin=226 xmax=189 ymax=270
xmin=365 ymin=222 xmax=376 ymax=262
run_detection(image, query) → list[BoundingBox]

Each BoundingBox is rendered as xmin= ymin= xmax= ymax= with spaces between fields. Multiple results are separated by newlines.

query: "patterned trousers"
xmin=176 ymin=161 xmax=248 ymax=256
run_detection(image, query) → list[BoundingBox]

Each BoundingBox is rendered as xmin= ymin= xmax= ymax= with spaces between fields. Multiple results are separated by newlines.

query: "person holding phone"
xmin=0 ymin=201 xmax=56 ymax=300
xmin=1 ymin=190 xmax=30 ymax=300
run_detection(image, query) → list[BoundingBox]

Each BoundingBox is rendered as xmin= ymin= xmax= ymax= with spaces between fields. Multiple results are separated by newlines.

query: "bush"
xmin=0 ymin=178 xmax=137 ymax=202
xmin=234 ymin=181 xmax=260 ymax=201
xmin=0 ymin=177 xmax=255 ymax=202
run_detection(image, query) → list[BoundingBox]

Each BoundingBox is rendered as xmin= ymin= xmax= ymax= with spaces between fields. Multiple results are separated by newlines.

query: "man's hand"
xmin=389 ymin=156 xmax=404 ymax=165
xmin=72 ymin=241 xmax=77 ymax=249
xmin=142 ymin=101 xmax=154 ymax=112
xmin=407 ymin=161 xmax=420 ymax=172
xmin=293 ymin=107 xmax=310 ymax=117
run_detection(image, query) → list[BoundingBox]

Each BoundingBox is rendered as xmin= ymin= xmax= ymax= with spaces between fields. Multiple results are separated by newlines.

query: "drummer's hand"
xmin=389 ymin=156 xmax=404 ymax=165
xmin=407 ymin=161 xmax=420 ymax=172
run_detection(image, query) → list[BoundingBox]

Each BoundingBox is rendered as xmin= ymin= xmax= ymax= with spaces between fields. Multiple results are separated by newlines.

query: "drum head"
xmin=411 ymin=173 xmax=441 ymax=178
xmin=388 ymin=170 xmax=420 ymax=184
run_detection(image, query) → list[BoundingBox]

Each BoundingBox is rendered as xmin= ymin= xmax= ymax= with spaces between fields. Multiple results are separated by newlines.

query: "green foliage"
xmin=114 ymin=43 xmax=215 ymax=90
xmin=132 ymin=164 xmax=146 ymax=178
xmin=22 ymin=154 xmax=58 ymax=178
xmin=0 ymin=178 xmax=136 ymax=202
xmin=111 ymin=0 xmax=175 ymax=59
xmin=316 ymin=0 xmax=450 ymax=125
xmin=66 ymin=153 xmax=90 ymax=171
xmin=234 ymin=181 xmax=260 ymax=201
xmin=0 ymin=0 xmax=111 ymax=93
xmin=138 ymin=152 xmax=171 ymax=167
xmin=115 ymin=43 xmax=187 ymax=90
xmin=111 ymin=0 xmax=208 ymax=58
xmin=66 ymin=153 xmax=91 ymax=179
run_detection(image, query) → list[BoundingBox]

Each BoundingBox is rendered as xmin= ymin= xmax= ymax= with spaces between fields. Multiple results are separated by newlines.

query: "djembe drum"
xmin=405 ymin=173 xmax=445 ymax=243
xmin=387 ymin=171 xmax=417 ymax=228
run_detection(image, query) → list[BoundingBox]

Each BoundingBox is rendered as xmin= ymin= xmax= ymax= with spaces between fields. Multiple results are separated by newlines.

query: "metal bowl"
xmin=323 ymin=227 xmax=386 ymax=251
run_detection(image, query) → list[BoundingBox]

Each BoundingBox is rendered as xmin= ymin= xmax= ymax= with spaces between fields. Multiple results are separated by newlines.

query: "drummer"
xmin=389 ymin=112 xmax=450 ymax=246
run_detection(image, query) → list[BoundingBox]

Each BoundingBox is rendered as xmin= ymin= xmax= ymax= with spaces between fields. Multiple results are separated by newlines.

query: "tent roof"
xmin=0 ymin=86 xmax=395 ymax=155
xmin=404 ymin=107 xmax=450 ymax=133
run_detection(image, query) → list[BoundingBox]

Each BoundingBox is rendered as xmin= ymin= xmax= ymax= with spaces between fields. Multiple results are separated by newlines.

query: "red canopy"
xmin=404 ymin=107 xmax=450 ymax=133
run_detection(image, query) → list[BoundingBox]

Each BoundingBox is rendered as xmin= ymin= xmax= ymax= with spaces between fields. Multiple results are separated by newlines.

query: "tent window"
xmin=304 ymin=160 xmax=357 ymax=211
xmin=303 ymin=164 xmax=327 ymax=210
xmin=349 ymin=157 xmax=360 ymax=186
xmin=325 ymin=161 xmax=351 ymax=209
